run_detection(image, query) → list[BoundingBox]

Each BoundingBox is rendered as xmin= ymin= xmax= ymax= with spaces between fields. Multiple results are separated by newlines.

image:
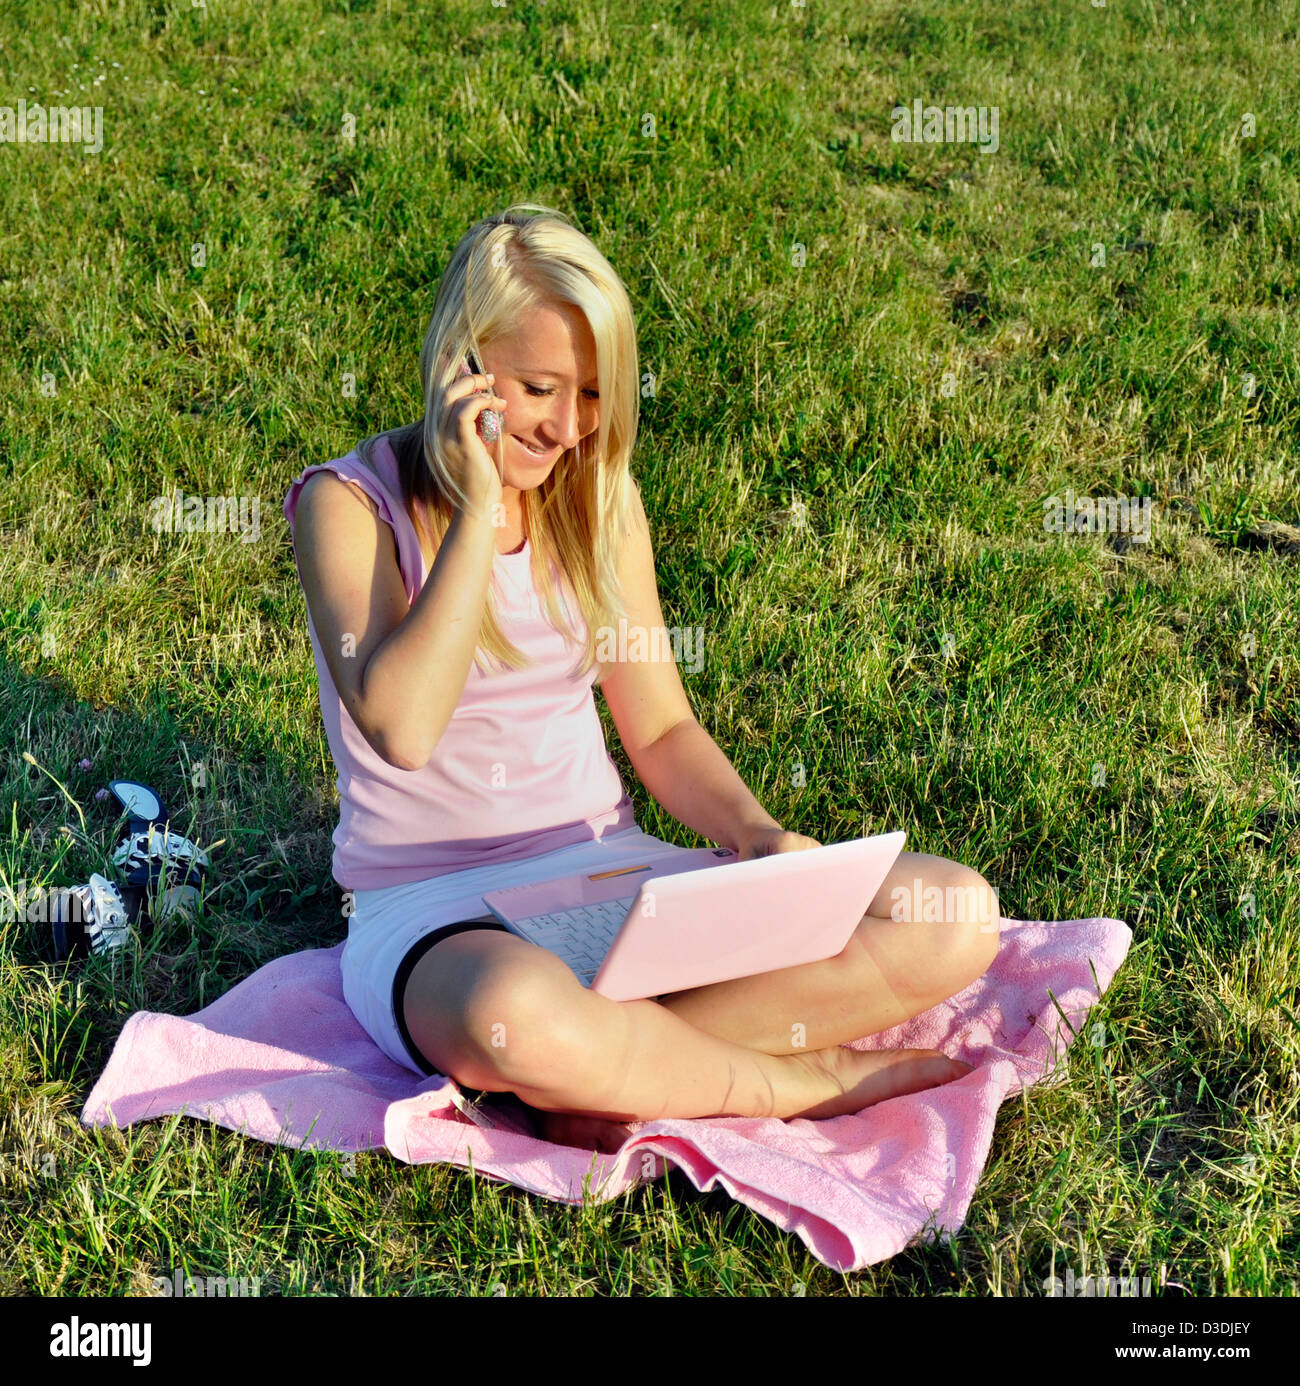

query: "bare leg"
xmin=506 ymin=993 xmax=969 ymax=1125
xmin=402 ymin=933 xmax=970 ymax=1149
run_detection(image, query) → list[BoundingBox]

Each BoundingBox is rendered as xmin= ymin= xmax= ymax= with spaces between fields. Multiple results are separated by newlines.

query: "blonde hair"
xmin=358 ymin=204 xmax=640 ymax=676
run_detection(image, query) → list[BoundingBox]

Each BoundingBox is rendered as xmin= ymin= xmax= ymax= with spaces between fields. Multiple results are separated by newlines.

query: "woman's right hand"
xmin=438 ymin=368 xmax=508 ymax=512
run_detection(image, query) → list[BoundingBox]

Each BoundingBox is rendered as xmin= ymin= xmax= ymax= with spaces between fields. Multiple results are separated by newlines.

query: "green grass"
xmin=1 ymin=0 xmax=1298 ymax=1295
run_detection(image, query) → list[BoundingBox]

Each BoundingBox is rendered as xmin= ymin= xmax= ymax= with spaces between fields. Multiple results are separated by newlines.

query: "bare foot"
xmin=528 ymin=1050 xmax=972 ymax=1138
xmin=788 ymin=1046 xmax=972 ymax=1120
xmin=536 ymin=1109 xmax=636 ymax=1154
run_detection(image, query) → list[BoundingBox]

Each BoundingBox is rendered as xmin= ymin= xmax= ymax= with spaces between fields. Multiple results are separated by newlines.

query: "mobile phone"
xmin=458 ymin=352 xmax=503 ymax=444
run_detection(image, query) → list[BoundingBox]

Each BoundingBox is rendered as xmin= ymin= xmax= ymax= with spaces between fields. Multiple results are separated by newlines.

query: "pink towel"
xmin=81 ymin=915 xmax=1129 ymax=1270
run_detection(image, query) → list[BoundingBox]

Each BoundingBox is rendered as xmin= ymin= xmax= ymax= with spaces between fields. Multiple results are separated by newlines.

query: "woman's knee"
xmin=937 ymin=865 xmax=1001 ymax=985
xmin=871 ymin=855 xmax=1000 ymax=994
xmin=404 ymin=934 xmax=585 ymax=1087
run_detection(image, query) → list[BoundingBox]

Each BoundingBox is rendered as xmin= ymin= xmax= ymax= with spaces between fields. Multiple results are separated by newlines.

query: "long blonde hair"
xmin=358 ymin=204 xmax=640 ymax=677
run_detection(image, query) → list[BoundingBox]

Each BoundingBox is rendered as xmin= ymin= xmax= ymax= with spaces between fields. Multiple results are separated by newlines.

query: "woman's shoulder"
xmin=297 ymin=468 xmax=382 ymax=522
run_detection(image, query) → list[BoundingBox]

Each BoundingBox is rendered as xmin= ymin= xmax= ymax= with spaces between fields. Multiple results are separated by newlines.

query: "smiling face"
xmin=476 ymin=299 xmax=601 ymax=492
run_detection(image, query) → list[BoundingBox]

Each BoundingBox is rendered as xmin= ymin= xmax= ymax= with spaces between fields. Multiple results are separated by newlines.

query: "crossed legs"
xmin=399 ymin=852 xmax=1000 ymax=1145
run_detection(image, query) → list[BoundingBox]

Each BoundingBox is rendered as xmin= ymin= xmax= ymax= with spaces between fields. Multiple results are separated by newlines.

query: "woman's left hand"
xmin=735 ymin=825 xmax=822 ymax=861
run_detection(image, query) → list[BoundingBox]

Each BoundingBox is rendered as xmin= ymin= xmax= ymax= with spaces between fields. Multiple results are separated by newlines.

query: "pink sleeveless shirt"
xmin=282 ymin=435 xmax=637 ymax=891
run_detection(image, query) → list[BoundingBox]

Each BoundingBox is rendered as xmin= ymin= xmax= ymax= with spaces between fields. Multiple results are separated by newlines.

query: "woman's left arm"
xmin=628 ymin=717 xmax=821 ymax=859
xmin=598 ymin=480 xmax=820 ymax=861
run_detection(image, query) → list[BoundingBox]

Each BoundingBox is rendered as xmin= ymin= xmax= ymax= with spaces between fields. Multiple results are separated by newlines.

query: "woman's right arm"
xmin=293 ymin=472 xmax=497 ymax=771
xmin=294 ymin=368 xmax=508 ymax=770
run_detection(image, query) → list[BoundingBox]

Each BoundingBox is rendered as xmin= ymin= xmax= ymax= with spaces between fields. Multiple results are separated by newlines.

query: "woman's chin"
xmin=501 ymin=461 xmax=559 ymax=491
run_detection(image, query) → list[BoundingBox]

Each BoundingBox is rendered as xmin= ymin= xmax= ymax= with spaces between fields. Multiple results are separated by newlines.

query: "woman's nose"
xmin=543 ymin=393 xmax=595 ymax=448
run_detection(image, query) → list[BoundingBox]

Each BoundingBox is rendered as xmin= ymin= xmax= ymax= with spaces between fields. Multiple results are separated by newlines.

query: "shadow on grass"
xmin=0 ymin=654 xmax=343 ymax=1099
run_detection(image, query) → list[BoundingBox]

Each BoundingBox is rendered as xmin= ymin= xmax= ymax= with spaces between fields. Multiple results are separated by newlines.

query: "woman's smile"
xmin=511 ymin=434 xmax=561 ymax=463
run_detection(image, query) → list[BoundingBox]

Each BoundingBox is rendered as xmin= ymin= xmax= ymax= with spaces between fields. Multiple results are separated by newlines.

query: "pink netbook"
xmin=479 ymin=831 xmax=906 ymax=1001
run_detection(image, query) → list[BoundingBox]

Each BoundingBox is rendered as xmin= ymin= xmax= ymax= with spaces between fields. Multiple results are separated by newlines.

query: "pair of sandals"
xmin=50 ymin=781 xmax=212 ymax=961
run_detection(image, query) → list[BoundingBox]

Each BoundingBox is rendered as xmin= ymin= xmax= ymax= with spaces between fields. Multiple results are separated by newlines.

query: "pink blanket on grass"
xmin=80 ymin=915 xmax=1130 ymax=1271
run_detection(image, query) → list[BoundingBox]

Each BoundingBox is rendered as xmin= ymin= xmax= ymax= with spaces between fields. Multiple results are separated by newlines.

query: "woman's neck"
xmin=497 ymin=485 xmax=526 ymax=554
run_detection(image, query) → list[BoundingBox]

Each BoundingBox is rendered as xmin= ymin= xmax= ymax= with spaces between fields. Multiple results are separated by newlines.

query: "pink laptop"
xmin=480 ymin=831 xmax=906 ymax=1001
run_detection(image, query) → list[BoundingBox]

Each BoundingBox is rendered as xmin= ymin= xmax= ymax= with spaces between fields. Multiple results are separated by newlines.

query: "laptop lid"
xmin=592 ymin=831 xmax=905 ymax=1000
xmin=483 ymin=832 xmax=906 ymax=1002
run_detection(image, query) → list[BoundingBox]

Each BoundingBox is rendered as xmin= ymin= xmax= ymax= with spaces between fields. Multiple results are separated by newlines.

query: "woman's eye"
xmin=523 ymin=383 xmax=600 ymax=400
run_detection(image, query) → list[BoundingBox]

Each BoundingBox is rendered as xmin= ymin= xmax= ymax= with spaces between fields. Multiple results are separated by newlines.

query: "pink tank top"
xmin=282 ymin=435 xmax=637 ymax=890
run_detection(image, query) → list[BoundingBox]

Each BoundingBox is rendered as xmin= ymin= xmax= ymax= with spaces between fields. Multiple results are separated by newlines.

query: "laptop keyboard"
xmin=513 ymin=895 xmax=637 ymax=983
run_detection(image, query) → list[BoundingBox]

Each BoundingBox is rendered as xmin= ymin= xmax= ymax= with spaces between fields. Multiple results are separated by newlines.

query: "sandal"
xmin=50 ymin=872 xmax=132 ymax=959
xmin=106 ymin=779 xmax=170 ymax=835
xmin=48 ymin=780 xmax=213 ymax=959
xmin=107 ymin=778 xmax=213 ymax=930
xmin=109 ymin=782 xmax=212 ymax=930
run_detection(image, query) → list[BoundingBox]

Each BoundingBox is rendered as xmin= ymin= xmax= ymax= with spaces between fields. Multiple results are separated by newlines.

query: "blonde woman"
xmin=283 ymin=205 xmax=999 ymax=1153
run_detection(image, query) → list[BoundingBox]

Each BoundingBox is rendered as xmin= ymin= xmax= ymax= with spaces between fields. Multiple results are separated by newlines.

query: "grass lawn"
xmin=0 ymin=0 xmax=1297 ymax=1295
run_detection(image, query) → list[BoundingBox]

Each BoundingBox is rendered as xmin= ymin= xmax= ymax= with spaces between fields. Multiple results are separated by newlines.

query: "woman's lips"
xmin=512 ymin=435 xmax=560 ymax=462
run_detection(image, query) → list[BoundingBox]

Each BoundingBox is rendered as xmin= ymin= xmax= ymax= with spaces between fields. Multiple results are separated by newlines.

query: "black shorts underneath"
xmin=392 ymin=917 xmax=510 ymax=1081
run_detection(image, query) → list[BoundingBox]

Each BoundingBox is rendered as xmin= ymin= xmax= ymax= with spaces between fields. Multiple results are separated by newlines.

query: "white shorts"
xmin=340 ymin=826 xmax=681 ymax=1077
